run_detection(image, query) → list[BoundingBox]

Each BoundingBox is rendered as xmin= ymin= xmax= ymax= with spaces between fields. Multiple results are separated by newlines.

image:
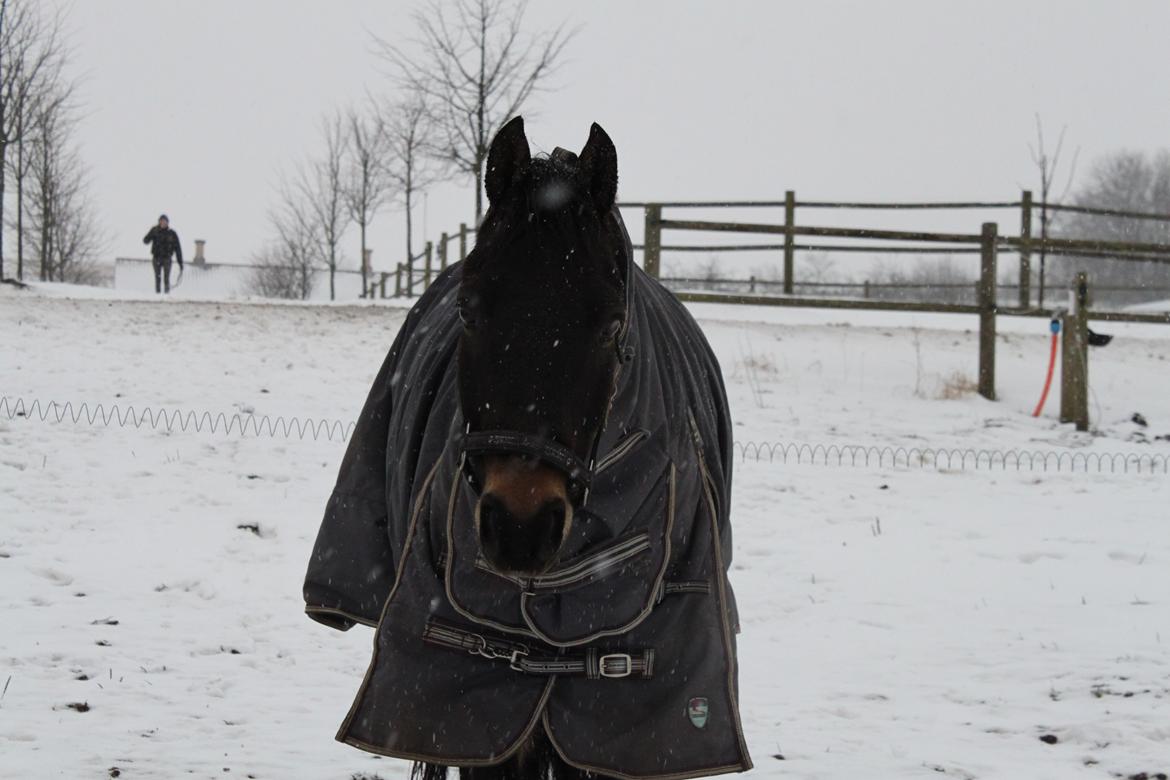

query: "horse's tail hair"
xmin=411 ymin=762 xmax=450 ymax=780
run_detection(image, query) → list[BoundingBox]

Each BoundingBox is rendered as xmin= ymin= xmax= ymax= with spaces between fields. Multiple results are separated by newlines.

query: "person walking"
xmin=143 ymin=214 xmax=184 ymax=294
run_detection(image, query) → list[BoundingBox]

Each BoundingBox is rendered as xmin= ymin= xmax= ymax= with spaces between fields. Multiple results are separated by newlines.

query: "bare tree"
xmin=383 ymin=96 xmax=446 ymax=263
xmin=296 ymin=112 xmax=348 ymax=300
xmin=7 ymin=78 xmax=68 ymax=277
xmin=1028 ymin=114 xmax=1079 ymax=305
xmin=343 ymin=103 xmax=394 ymax=297
xmin=1065 ymin=150 xmax=1170 ymax=242
xmin=376 ymin=0 xmax=573 ymax=220
xmin=1058 ymin=149 xmax=1170 ymax=303
xmin=248 ymin=242 xmax=311 ymax=300
xmin=264 ymin=181 xmax=323 ymax=300
xmin=20 ymin=83 xmax=105 ymax=284
xmin=0 ymin=0 xmax=66 ymax=280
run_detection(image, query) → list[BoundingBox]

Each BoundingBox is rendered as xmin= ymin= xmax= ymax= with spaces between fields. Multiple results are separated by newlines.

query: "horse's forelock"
xmin=526 ymin=156 xmax=584 ymax=215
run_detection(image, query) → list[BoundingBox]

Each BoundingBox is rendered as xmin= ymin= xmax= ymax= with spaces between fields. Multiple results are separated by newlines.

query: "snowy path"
xmin=2 ymin=290 xmax=1168 ymax=778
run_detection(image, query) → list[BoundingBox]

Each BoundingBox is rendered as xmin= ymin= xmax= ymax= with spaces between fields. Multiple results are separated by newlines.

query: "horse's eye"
xmin=601 ymin=318 xmax=623 ymax=344
xmin=457 ymin=298 xmax=477 ymax=329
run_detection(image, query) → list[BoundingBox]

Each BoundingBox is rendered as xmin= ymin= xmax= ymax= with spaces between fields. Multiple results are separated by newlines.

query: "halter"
xmin=459 ymin=427 xmax=594 ymax=505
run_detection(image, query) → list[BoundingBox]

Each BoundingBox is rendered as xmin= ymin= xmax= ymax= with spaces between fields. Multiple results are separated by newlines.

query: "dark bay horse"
xmin=305 ymin=117 xmax=750 ymax=780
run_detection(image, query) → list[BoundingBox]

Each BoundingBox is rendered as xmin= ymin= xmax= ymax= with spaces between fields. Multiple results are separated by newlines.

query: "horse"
xmin=305 ymin=117 xmax=751 ymax=780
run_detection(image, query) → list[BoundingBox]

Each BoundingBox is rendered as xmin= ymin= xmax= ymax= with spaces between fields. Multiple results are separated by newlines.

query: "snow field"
xmin=1 ymin=288 xmax=1168 ymax=778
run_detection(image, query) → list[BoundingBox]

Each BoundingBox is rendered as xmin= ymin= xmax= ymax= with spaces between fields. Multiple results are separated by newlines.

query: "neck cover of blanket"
xmin=303 ymin=210 xmax=752 ymax=779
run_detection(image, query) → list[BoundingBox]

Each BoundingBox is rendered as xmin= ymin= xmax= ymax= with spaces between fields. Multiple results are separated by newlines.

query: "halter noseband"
xmin=459 ymin=428 xmax=594 ymax=506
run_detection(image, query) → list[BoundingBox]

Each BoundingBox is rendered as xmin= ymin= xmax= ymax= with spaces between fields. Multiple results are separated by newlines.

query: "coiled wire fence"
xmin=2 ymin=395 xmax=1166 ymax=475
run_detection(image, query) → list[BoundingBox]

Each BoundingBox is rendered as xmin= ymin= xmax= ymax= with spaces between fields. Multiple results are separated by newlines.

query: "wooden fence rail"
xmin=633 ymin=191 xmax=1170 ymax=308
xmin=373 ymin=222 xmax=472 ymax=300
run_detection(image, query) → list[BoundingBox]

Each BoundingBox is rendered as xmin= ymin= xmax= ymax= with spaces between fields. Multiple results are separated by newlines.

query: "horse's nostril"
xmin=478 ymin=492 xmax=568 ymax=576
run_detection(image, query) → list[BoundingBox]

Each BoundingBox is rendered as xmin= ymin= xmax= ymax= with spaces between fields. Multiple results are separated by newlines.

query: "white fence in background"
xmin=113 ymin=258 xmax=367 ymax=301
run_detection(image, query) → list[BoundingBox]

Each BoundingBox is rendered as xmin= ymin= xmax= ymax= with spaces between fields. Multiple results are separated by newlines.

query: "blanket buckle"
xmin=599 ymin=653 xmax=633 ymax=678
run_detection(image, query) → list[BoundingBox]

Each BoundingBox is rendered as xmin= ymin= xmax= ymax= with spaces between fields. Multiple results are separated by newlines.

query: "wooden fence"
xmin=639 ymin=213 xmax=1170 ymax=320
xmin=382 ymin=192 xmax=1170 ymax=306
xmin=658 ymin=277 xmax=1170 ymax=304
xmin=625 ymin=192 xmax=1170 ymax=308
xmin=376 ymin=195 xmax=1170 ymax=402
xmin=640 ymin=211 xmax=1170 ymax=403
xmin=369 ymin=223 xmax=473 ymax=299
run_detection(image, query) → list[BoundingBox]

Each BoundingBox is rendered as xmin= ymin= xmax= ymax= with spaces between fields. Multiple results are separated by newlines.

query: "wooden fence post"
xmin=644 ymin=204 xmax=662 ymax=278
xmin=1060 ymin=272 xmax=1090 ymax=431
xmin=379 ymin=272 xmax=388 ymax=299
xmin=424 ymin=241 xmax=434 ymax=291
xmin=783 ymin=190 xmax=795 ymax=294
xmin=439 ymin=232 xmax=449 ymax=271
xmin=459 ymin=223 xmax=469 ymax=260
xmin=1019 ymin=190 xmax=1032 ymax=309
xmin=978 ymin=222 xmax=998 ymax=400
xmin=395 ymin=263 xmax=403 ymax=297
xmin=863 ymin=280 xmax=870 ymax=299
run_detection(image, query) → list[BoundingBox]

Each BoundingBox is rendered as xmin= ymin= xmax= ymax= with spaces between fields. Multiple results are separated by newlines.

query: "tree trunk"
xmin=0 ymin=141 xmax=7 ymax=281
xmin=329 ymin=250 xmax=336 ymax=301
xmin=474 ymin=160 xmax=482 ymax=222
xmin=16 ymin=133 xmax=24 ymax=280
xmin=360 ymin=220 xmax=367 ymax=298
xmin=405 ymin=179 xmax=413 ymax=262
xmin=475 ymin=13 xmax=486 ymax=223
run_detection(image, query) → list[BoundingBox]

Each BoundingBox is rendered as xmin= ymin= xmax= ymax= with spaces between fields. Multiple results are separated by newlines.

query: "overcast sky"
xmin=57 ymin=0 xmax=1170 ymax=272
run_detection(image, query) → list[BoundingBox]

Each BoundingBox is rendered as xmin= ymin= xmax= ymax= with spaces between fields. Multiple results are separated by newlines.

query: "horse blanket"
xmin=304 ymin=220 xmax=752 ymax=778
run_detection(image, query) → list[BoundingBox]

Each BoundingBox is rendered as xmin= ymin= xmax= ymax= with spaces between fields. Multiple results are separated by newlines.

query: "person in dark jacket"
xmin=143 ymin=214 xmax=183 ymax=294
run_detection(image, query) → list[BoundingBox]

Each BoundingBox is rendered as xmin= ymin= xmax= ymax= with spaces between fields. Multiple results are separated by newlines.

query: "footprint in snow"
xmin=29 ymin=567 xmax=73 ymax=586
xmin=1018 ymin=551 xmax=1065 ymax=564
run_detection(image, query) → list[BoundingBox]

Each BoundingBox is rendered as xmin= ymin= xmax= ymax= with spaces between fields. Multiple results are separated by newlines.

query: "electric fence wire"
xmin=2 ymin=395 xmax=1166 ymax=475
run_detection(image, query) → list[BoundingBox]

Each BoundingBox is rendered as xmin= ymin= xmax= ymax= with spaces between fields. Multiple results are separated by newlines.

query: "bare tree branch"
xmin=265 ymin=176 xmax=324 ymax=301
xmin=0 ymin=0 xmax=69 ymax=280
xmin=382 ymin=96 xmax=448 ymax=262
xmin=1029 ymin=114 xmax=1081 ymax=306
xmin=374 ymin=0 xmax=576 ymax=219
xmin=343 ymin=102 xmax=395 ymax=295
xmin=1057 ymin=148 xmax=1170 ymax=302
xmin=293 ymin=112 xmax=349 ymax=300
xmin=18 ymin=80 xmax=107 ymax=284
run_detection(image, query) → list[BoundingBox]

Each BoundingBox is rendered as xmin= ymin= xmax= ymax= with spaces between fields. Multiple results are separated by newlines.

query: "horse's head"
xmin=458 ymin=116 xmax=627 ymax=577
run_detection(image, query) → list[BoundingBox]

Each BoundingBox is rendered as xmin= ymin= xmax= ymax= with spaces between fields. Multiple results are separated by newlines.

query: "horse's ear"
xmin=485 ymin=116 xmax=530 ymax=206
xmin=578 ymin=123 xmax=618 ymax=212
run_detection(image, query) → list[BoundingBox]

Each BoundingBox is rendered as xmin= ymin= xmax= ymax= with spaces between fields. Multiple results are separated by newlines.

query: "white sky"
xmin=57 ymin=0 xmax=1170 ymax=272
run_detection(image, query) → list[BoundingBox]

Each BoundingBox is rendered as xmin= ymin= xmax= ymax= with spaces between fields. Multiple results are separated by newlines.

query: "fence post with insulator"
xmin=1060 ymin=272 xmax=1090 ymax=432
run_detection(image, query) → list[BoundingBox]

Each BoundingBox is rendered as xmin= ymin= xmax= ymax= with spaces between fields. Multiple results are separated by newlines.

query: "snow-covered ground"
xmin=2 ymin=283 xmax=1168 ymax=779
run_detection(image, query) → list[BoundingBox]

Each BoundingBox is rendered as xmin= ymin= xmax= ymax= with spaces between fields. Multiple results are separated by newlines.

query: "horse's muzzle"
xmin=476 ymin=492 xmax=571 ymax=577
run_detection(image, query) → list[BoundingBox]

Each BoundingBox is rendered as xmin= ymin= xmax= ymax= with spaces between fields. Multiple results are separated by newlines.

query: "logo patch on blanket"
xmin=687 ymin=697 xmax=709 ymax=729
